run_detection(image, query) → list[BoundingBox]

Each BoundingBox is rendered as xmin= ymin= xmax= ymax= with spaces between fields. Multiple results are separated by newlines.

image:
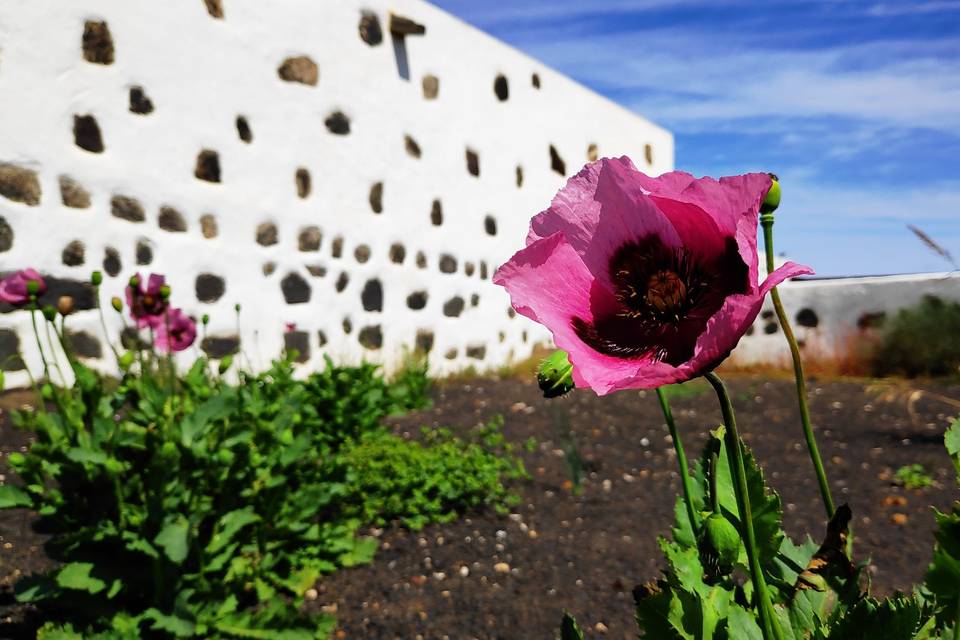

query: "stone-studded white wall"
xmin=0 ymin=0 xmax=674 ymax=386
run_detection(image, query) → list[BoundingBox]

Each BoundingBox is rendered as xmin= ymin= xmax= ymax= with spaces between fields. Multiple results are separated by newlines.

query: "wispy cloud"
xmin=866 ymin=1 xmax=960 ymax=16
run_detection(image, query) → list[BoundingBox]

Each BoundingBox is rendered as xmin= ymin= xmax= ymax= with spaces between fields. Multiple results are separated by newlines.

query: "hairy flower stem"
xmin=760 ymin=214 xmax=835 ymax=519
xmin=656 ymin=387 xmax=698 ymax=535
xmin=705 ymin=371 xmax=783 ymax=640
xmin=709 ymin=451 xmax=720 ymax=513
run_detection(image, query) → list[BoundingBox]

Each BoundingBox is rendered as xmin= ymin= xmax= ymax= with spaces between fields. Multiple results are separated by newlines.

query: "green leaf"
xmin=143 ymin=608 xmax=195 ymax=637
xmin=180 ymin=390 xmax=237 ymax=447
xmin=207 ymin=507 xmax=260 ymax=555
xmin=725 ymin=604 xmax=763 ymax=640
xmin=826 ymin=595 xmax=931 ymax=640
xmin=945 ymin=418 xmax=960 ymax=478
xmin=154 ymin=516 xmax=190 ymax=564
xmin=339 ymin=536 xmax=377 ymax=567
xmin=560 ymin=612 xmax=584 ymax=640
xmin=56 ymin=562 xmax=106 ymax=594
xmin=14 ymin=574 xmax=59 ymax=603
xmin=0 ymin=484 xmax=32 ymax=509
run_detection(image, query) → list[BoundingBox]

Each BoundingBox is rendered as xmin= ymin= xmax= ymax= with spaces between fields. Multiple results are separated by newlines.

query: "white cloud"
xmin=867 ymin=1 xmax=960 ymax=16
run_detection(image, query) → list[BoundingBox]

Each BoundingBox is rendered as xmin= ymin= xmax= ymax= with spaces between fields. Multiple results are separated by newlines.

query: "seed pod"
xmin=111 ymin=297 xmax=123 ymax=312
xmin=91 ymin=271 xmax=103 ymax=286
xmin=761 ymin=174 xmax=781 ymax=215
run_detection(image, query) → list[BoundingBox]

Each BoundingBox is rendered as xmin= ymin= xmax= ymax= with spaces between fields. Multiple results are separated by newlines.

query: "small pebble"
xmin=494 ymin=562 xmax=510 ymax=574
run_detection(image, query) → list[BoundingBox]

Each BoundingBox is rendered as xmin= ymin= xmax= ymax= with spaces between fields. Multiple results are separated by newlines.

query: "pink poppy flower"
xmin=0 ymin=269 xmax=47 ymax=306
xmin=126 ymin=273 xmax=168 ymax=329
xmin=494 ymin=156 xmax=812 ymax=395
xmin=155 ymin=308 xmax=197 ymax=353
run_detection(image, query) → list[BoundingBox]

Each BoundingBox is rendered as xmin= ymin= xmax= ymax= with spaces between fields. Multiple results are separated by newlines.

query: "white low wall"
xmin=732 ymin=271 xmax=960 ymax=366
xmin=0 ymin=0 xmax=673 ymax=386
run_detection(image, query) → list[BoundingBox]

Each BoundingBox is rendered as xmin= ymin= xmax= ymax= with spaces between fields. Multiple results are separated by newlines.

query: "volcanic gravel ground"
xmin=1 ymin=378 xmax=958 ymax=639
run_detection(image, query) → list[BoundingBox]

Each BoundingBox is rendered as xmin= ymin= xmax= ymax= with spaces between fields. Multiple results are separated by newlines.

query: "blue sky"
xmin=432 ymin=0 xmax=960 ymax=277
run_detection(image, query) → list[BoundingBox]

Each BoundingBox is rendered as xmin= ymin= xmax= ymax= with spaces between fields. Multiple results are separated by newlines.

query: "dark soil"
xmin=1 ymin=377 xmax=958 ymax=639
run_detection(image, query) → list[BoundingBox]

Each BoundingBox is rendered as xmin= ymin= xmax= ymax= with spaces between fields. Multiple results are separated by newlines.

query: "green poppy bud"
xmin=41 ymin=305 xmax=57 ymax=322
xmin=217 ymin=449 xmax=235 ymax=466
xmin=118 ymin=351 xmax=135 ymax=371
xmin=128 ymin=275 xmax=140 ymax=288
xmin=91 ymin=271 xmax=103 ymax=286
xmin=26 ymin=280 xmax=39 ymax=296
xmin=201 ymin=314 xmax=210 ymax=326
xmin=218 ymin=354 xmax=233 ymax=374
xmin=537 ymin=349 xmax=575 ymax=399
xmin=234 ymin=303 xmax=241 ymax=313
xmin=698 ymin=513 xmax=741 ymax=576
xmin=111 ymin=297 xmax=123 ymax=312
xmin=159 ymin=284 xmax=171 ymax=300
xmin=761 ymin=174 xmax=780 ymax=215
xmin=41 ymin=383 xmax=54 ymax=400
xmin=7 ymin=452 xmax=25 ymax=467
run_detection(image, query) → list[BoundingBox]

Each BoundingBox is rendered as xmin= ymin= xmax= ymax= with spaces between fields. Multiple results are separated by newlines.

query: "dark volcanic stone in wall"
xmin=0 ymin=164 xmax=41 ymax=206
xmin=201 ymin=335 xmax=239 ymax=358
xmin=415 ymin=251 xmax=427 ymax=269
xmin=493 ymin=74 xmax=509 ymax=101
xmin=111 ymin=195 xmax=145 ymax=222
xmin=136 ymin=239 xmax=153 ymax=265
xmin=358 ymin=325 xmax=382 ymax=350
xmin=281 ymin=273 xmax=311 ymax=304
xmin=484 ymin=215 xmax=497 ymax=236
xmin=415 ymin=330 xmax=434 ymax=353
xmin=298 ymin=226 xmax=322 ymax=252
xmin=588 ymin=143 xmax=599 ymax=162
xmin=59 ymin=176 xmax=91 ymax=208
xmin=550 ymin=145 xmax=566 ymax=175
xmin=354 ymin=245 xmax=371 ymax=263
xmin=200 ymin=214 xmax=218 ymax=239
xmin=466 ymin=149 xmax=479 ymax=176
xmin=361 ymin=279 xmax=383 ymax=312
xmin=466 ymin=345 xmax=486 ymax=360
xmin=0 ymin=217 xmax=13 ymax=252
xmin=129 ymin=86 xmax=154 ymax=114
xmin=404 ymin=135 xmax=421 ymax=158
xmin=195 ymin=273 xmax=225 ymax=303
xmin=406 ymin=291 xmax=427 ymax=310
xmin=438 ymin=254 xmax=457 ymax=273
xmin=645 ymin=144 xmax=654 ymax=165
xmin=359 ymin=11 xmax=383 ymax=45
xmin=331 ymin=236 xmax=343 ymax=258
xmin=194 ymin=150 xmax=221 ymax=182
xmin=236 ymin=116 xmax=252 ymax=143
xmin=335 ymin=272 xmax=349 ymax=292
xmin=443 ymin=296 xmax=464 ymax=317
xmin=262 ymin=262 xmax=276 ymax=276
xmin=532 ymin=73 xmax=541 ymax=88
xmin=317 ymin=330 xmax=327 ymax=347
xmin=369 ymin=182 xmax=383 ymax=213
xmin=295 ymin=168 xmax=311 ymax=198
xmin=278 ymin=56 xmax=318 ymax=85
xmin=256 ymin=222 xmax=278 ymax=246
xmin=306 ymin=265 xmax=326 ymax=277
xmin=204 ymin=0 xmax=224 ymax=19
xmin=73 ymin=115 xmax=104 ymax=153
xmin=0 ymin=329 xmax=25 ymax=370
xmin=325 ymin=111 xmax=350 ymax=135
xmin=159 ymin=206 xmax=187 ymax=232
xmin=65 ymin=330 xmax=102 ymax=359
xmin=284 ymin=331 xmax=310 ymax=363
xmin=82 ymin=20 xmax=114 ymax=65
xmin=103 ymin=247 xmax=121 ymax=276
xmin=516 ymin=165 xmax=524 ymax=187
xmin=62 ymin=240 xmax=85 ymax=266
xmin=796 ymin=308 xmax=819 ymax=328
xmin=430 ymin=199 xmax=442 ymax=226
xmin=389 ymin=243 xmax=405 ymax=264
xmin=422 ymin=75 xmax=439 ymax=99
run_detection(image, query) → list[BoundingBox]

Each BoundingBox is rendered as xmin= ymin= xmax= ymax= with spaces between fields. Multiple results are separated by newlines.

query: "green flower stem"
xmin=954 ymin=597 xmax=959 ymax=640
xmin=709 ymin=451 xmax=720 ymax=513
xmin=656 ymin=387 xmax=699 ymax=535
xmin=705 ymin=371 xmax=783 ymax=640
xmin=760 ymin=214 xmax=835 ymax=519
xmin=29 ymin=305 xmax=50 ymax=381
xmin=93 ymin=284 xmax=121 ymax=364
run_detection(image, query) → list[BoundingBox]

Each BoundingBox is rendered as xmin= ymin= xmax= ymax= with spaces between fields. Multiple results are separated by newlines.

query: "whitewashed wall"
xmin=0 ymin=0 xmax=674 ymax=386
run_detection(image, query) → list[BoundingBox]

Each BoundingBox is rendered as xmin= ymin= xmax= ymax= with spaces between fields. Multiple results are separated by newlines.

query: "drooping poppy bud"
xmin=698 ymin=512 xmax=742 ymax=577
xmin=111 ymin=296 xmax=123 ymax=312
xmin=201 ymin=314 xmax=210 ymax=326
xmin=159 ymin=284 xmax=171 ymax=300
xmin=537 ymin=349 xmax=575 ymax=398
xmin=42 ymin=305 xmax=57 ymax=322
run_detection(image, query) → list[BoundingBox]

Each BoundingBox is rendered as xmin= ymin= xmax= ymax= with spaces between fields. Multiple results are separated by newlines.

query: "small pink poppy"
xmin=494 ymin=157 xmax=812 ymax=396
xmin=0 ymin=269 xmax=47 ymax=306
xmin=155 ymin=308 xmax=197 ymax=353
xmin=126 ymin=273 xmax=168 ymax=329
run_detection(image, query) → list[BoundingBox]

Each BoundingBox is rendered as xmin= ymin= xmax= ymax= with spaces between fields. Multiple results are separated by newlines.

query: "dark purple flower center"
xmin=573 ymin=234 xmax=748 ymax=366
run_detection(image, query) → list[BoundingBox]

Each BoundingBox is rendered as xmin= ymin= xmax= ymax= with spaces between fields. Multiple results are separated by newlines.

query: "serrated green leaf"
xmin=56 ymin=562 xmax=106 ymax=594
xmin=946 ymin=419 xmax=960 ymax=478
xmin=14 ymin=573 xmax=59 ymax=603
xmin=154 ymin=516 xmax=190 ymax=564
xmin=207 ymin=507 xmax=260 ymax=555
xmin=0 ymin=484 xmax=32 ymax=509
xmin=826 ymin=595 xmax=931 ymax=640
xmin=726 ymin=604 xmax=763 ymax=640
xmin=560 ymin=612 xmax=584 ymax=640
xmin=339 ymin=536 xmax=377 ymax=567
xmin=143 ymin=608 xmax=195 ymax=637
